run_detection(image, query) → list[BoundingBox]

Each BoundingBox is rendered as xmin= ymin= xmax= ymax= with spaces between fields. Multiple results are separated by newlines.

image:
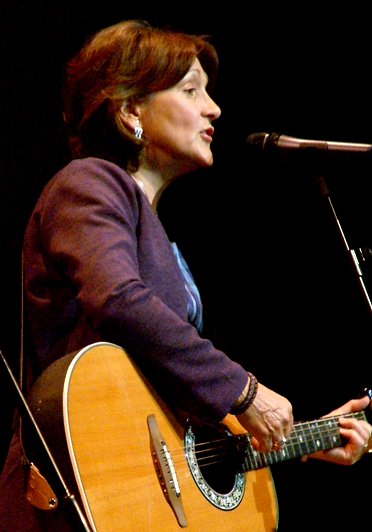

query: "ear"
xmin=119 ymin=102 xmax=141 ymax=131
xmin=119 ymin=107 xmax=138 ymax=129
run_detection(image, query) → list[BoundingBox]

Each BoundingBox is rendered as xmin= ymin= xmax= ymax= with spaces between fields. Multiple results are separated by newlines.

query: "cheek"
xmin=157 ymin=99 xmax=198 ymax=131
xmin=143 ymin=98 xmax=199 ymax=145
xmin=149 ymin=115 xmax=194 ymax=145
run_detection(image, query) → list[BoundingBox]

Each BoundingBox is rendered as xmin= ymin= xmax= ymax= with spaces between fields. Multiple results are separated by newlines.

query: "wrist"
xmin=230 ymin=372 xmax=258 ymax=415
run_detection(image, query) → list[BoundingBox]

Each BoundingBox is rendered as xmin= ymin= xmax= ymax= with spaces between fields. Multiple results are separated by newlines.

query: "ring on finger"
xmin=273 ymin=438 xmax=287 ymax=449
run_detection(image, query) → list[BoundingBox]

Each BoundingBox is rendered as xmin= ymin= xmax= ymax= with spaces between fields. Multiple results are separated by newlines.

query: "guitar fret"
xmin=243 ymin=436 xmax=262 ymax=470
xmin=292 ymin=423 xmax=311 ymax=455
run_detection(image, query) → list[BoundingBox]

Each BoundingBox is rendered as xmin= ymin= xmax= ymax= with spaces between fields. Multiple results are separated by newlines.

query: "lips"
xmin=201 ymin=127 xmax=214 ymax=142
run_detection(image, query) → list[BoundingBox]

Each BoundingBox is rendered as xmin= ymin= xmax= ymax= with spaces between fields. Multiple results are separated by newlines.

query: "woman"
xmin=0 ymin=19 xmax=370 ymax=531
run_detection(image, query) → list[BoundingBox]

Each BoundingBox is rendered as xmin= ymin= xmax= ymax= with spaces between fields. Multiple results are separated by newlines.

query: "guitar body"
xmin=24 ymin=342 xmax=370 ymax=531
xmin=28 ymin=342 xmax=278 ymax=531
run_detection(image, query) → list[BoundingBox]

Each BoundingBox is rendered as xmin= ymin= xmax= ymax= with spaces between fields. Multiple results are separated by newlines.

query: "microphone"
xmin=247 ymin=132 xmax=372 ymax=154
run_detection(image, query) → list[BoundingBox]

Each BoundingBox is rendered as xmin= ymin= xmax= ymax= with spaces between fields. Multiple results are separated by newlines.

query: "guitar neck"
xmin=241 ymin=411 xmax=367 ymax=472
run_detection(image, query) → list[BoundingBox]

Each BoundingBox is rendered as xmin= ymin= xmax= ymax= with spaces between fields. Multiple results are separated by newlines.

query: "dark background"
xmin=1 ymin=3 xmax=372 ymax=530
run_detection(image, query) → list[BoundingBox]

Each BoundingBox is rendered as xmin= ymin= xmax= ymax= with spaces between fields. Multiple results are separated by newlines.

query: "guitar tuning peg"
xmin=359 ymin=387 xmax=372 ymax=400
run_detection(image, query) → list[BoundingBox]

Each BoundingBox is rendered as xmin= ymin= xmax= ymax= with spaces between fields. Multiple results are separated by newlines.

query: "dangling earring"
xmin=134 ymin=120 xmax=143 ymax=140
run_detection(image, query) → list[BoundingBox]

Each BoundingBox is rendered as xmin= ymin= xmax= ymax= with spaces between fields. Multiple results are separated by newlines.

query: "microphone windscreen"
xmin=246 ymin=132 xmax=268 ymax=149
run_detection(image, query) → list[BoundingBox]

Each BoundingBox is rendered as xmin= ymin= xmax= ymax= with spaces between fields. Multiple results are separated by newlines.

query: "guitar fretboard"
xmin=241 ymin=411 xmax=366 ymax=471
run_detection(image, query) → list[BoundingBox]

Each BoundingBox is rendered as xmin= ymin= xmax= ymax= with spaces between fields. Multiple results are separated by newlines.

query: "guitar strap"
xmin=19 ymin=252 xmax=59 ymax=511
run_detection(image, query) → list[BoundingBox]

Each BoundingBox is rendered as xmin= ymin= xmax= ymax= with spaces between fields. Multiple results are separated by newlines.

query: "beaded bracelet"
xmin=230 ymin=372 xmax=258 ymax=415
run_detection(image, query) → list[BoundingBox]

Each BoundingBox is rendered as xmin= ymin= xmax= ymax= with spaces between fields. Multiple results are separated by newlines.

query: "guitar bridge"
xmin=147 ymin=414 xmax=187 ymax=528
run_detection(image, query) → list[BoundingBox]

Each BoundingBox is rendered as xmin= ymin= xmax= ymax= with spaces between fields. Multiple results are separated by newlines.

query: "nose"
xmin=205 ymin=93 xmax=221 ymax=121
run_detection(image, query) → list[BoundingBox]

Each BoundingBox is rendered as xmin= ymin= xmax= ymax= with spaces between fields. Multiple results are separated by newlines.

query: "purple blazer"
xmin=23 ymin=157 xmax=247 ymax=420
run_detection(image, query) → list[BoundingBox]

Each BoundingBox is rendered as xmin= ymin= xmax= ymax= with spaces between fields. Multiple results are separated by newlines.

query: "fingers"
xmin=250 ymin=436 xmax=287 ymax=453
xmin=272 ymin=437 xmax=287 ymax=451
xmin=248 ymin=392 xmax=372 ymax=461
xmin=327 ymin=395 xmax=370 ymax=416
xmin=237 ymin=382 xmax=294 ymax=453
xmin=316 ymin=416 xmax=372 ymax=465
xmin=247 ymin=417 xmax=292 ymax=453
xmin=367 ymin=423 xmax=372 ymax=453
xmin=339 ymin=415 xmax=372 ymax=450
xmin=253 ymin=430 xmax=290 ymax=453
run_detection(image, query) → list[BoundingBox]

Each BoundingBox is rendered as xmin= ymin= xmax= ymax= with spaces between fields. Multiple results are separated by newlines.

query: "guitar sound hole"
xmin=184 ymin=421 xmax=246 ymax=510
xmin=197 ymin=425 xmax=240 ymax=493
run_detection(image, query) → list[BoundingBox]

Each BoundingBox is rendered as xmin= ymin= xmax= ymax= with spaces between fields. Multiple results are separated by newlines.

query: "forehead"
xmin=183 ymin=58 xmax=208 ymax=81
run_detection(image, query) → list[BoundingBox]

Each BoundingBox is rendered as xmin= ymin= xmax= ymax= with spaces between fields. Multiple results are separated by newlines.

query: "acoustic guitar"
xmin=25 ymin=342 xmax=368 ymax=531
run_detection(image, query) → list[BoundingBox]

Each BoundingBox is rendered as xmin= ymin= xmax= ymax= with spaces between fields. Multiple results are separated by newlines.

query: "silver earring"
xmin=134 ymin=121 xmax=143 ymax=140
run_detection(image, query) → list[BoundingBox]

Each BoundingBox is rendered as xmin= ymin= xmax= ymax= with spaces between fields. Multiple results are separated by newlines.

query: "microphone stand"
xmin=315 ymin=174 xmax=372 ymax=315
xmin=0 ymin=350 xmax=93 ymax=532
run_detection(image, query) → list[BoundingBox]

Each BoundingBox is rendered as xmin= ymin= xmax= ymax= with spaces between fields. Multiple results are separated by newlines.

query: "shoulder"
xmin=31 ymin=158 xmax=144 ymax=229
xmin=39 ymin=157 xmax=138 ymax=205
xmin=55 ymin=157 xmax=134 ymax=190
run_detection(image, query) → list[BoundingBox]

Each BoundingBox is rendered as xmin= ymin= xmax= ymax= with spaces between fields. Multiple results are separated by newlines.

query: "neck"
xmin=131 ymin=169 xmax=172 ymax=208
xmin=131 ymin=175 xmax=147 ymax=195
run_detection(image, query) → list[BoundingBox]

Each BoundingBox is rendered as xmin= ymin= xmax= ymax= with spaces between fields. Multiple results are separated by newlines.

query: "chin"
xmin=198 ymin=153 xmax=214 ymax=167
xmin=203 ymin=158 xmax=214 ymax=168
xmin=183 ymin=151 xmax=213 ymax=173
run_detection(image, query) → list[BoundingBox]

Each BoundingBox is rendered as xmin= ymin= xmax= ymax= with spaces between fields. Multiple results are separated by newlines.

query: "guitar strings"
xmin=165 ymin=411 xmax=366 ymax=472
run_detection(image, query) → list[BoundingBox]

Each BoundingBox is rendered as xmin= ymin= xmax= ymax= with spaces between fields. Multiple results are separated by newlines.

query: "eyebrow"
xmin=184 ymin=67 xmax=208 ymax=83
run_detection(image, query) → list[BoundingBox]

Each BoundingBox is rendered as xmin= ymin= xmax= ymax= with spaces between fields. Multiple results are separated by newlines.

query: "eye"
xmin=184 ymin=87 xmax=197 ymax=96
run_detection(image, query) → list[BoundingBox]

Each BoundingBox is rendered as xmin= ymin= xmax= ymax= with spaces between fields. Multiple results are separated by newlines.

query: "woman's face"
xmin=139 ymin=58 xmax=221 ymax=178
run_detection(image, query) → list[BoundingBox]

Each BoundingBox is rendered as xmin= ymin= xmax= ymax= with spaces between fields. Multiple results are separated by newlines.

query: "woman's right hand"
xmin=236 ymin=382 xmax=293 ymax=453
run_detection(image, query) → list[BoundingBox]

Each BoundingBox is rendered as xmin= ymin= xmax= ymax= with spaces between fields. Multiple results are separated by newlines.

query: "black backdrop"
xmin=1 ymin=4 xmax=372 ymax=530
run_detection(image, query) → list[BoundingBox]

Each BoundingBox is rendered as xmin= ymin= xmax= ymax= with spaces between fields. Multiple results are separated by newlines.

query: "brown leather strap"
xmin=25 ymin=462 xmax=59 ymax=510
